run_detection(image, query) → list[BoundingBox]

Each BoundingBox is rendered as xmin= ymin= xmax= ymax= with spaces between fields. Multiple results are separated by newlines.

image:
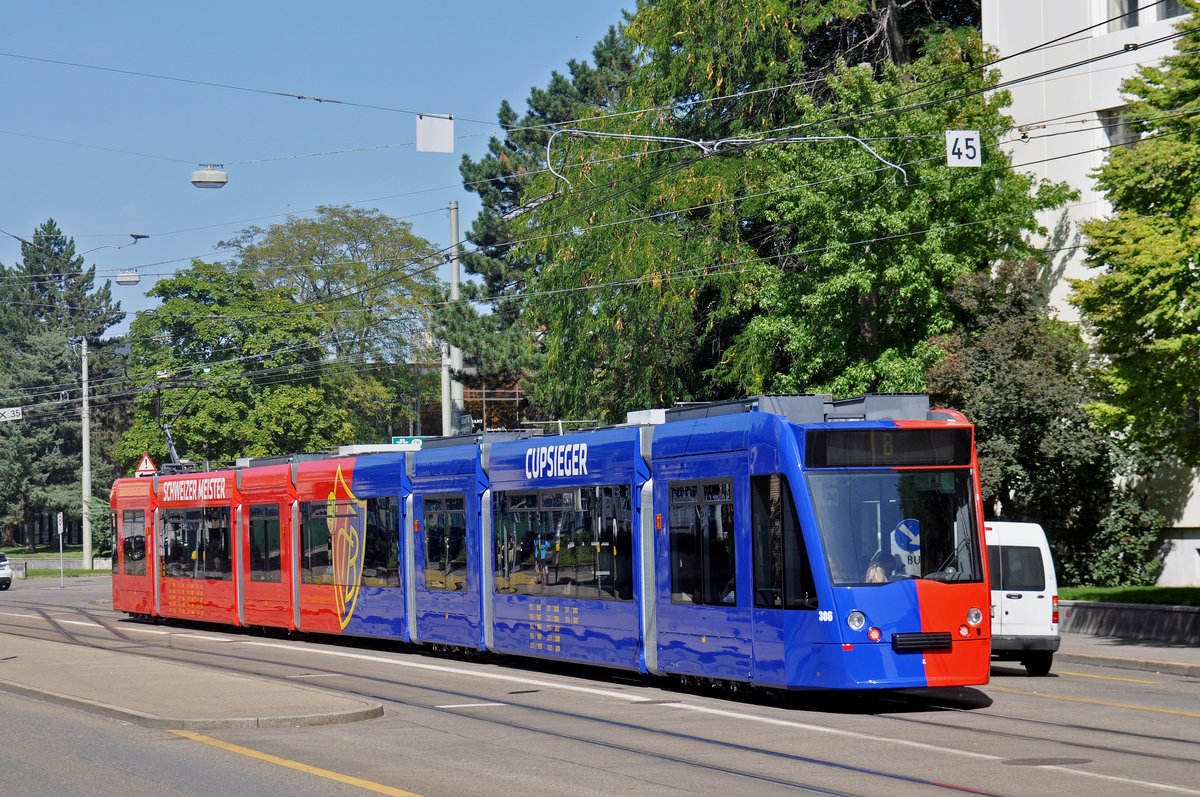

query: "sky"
xmin=0 ymin=1 xmax=631 ymax=336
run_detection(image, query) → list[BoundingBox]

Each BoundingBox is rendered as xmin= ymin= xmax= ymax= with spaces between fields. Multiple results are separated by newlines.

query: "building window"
xmin=1108 ymin=0 xmax=1139 ymax=30
xmin=1099 ymin=107 xmax=1139 ymax=149
xmin=1160 ymin=0 xmax=1186 ymax=20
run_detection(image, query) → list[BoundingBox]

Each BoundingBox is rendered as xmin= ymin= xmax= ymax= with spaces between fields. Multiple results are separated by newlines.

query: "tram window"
xmin=120 ymin=509 xmax=146 ymax=577
xmin=160 ymin=507 xmax=230 ymax=580
xmin=669 ymin=479 xmax=736 ymax=605
xmin=492 ymin=485 xmax=633 ymax=601
xmin=249 ymin=504 xmax=281 ymax=582
xmin=807 ymin=470 xmax=982 ymax=585
xmin=300 ymin=500 xmax=369 ymax=585
xmin=751 ymin=474 xmax=817 ymax=609
xmin=424 ymin=494 xmax=467 ymax=591
xmin=202 ymin=507 xmax=232 ymax=580
xmin=299 ymin=501 xmax=333 ymax=583
xmin=364 ymin=496 xmax=400 ymax=587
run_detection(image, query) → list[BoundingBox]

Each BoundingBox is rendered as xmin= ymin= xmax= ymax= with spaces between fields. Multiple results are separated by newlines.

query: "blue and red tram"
xmin=111 ymin=394 xmax=991 ymax=690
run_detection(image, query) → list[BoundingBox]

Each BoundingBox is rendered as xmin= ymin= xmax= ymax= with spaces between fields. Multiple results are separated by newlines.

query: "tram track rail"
xmin=2 ymin=600 xmax=1198 ymax=796
xmin=0 ymin=605 xmax=1012 ymax=796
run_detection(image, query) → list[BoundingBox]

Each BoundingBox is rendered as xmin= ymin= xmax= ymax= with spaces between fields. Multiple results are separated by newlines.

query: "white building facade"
xmin=982 ymin=0 xmax=1200 ymax=586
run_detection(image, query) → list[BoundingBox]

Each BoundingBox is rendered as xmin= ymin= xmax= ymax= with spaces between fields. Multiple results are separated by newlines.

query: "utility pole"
xmin=81 ymin=338 xmax=92 ymax=570
xmin=441 ymin=201 xmax=464 ymax=435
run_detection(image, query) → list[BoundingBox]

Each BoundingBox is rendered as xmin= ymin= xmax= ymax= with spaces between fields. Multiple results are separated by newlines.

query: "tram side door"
xmin=412 ymin=487 xmax=482 ymax=648
xmin=240 ymin=497 xmax=293 ymax=629
xmin=652 ymin=454 xmax=752 ymax=681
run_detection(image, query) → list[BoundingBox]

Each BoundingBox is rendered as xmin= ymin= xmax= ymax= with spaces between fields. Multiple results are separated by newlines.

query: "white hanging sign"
xmin=945 ymin=130 xmax=982 ymax=167
xmin=417 ymin=114 xmax=455 ymax=153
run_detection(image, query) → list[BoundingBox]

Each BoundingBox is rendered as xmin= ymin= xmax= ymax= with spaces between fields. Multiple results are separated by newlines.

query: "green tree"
xmin=1072 ymin=1 xmax=1200 ymax=464
xmin=117 ymin=260 xmax=354 ymax=468
xmin=449 ymin=26 xmax=638 ymax=404
xmin=0 ymin=328 xmax=83 ymax=546
xmin=0 ymin=220 xmax=122 ymax=338
xmin=500 ymin=4 xmax=1067 ymax=421
xmin=219 ymin=206 xmax=441 ymax=442
xmin=926 ymin=260 xmax=1165 ymax=584
xmin=0 ymin=221 xmax=125 ymax=546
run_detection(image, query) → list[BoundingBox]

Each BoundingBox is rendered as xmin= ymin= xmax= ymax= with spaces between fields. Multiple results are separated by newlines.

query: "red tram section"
xmin=156 ymin=471 xmax=240 ymax=624
xmin=111 ymin=476 xmax=156 ymax=616
xmin=293 ymin=457 xmax=360 ymax=635
xmin=237 ymin=463 xmax=295 ymax=630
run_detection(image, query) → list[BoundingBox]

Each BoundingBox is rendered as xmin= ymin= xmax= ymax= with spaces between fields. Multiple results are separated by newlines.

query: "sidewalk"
xmin=0 ymin=634 xmax=383 ymax=730
xmin=1056 ymin=631 xmax=1200 ymax=678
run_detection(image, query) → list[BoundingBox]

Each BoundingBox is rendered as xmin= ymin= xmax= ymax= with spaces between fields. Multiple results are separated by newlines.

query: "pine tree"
xmin=0 ymin=220 xmax=125 ymax=545
xmin=445 ymin=26 xmax=637 ymax=402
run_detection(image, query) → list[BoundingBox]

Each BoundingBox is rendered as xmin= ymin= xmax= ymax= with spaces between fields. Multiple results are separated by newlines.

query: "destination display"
xmin=805 ymin=428 xmax=972 ymax=468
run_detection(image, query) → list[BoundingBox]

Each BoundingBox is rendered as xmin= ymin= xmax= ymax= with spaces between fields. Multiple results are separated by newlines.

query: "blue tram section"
xmin=487 ymin=427 xmax=650 ymax=671
xmin=111 ymin=394 xmax=991 ymax=690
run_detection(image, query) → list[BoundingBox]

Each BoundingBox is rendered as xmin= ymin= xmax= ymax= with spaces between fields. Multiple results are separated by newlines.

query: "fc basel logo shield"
xmin=329 ymin=466 xmax=366 ymax=629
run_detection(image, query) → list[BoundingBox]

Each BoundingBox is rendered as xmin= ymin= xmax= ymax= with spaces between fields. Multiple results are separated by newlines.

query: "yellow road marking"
xmin=171 ymin=730 xmax=423 ymax=796
xmin=988 ymin=685 xmax=1200 ymax=718
xmin=1056 ymin=670 xmax=1158 ymax=684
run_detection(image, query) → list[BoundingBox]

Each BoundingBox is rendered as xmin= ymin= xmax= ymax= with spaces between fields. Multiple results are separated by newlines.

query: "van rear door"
xmin=988 ymin=543 xmax=1051 ymax=638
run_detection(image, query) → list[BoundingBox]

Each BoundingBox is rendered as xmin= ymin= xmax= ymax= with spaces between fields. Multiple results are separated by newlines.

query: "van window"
xmin=988 ymin=545 xmax=1045 ymax=591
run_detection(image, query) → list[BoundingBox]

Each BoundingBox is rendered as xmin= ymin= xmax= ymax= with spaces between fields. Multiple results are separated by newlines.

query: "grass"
xmin=1059 ymin=586 xmax=1200 ymax=607
xmin=3 ymin=544 xmax=111 ymax=578
xmin=24 ymin=568 xmax=111 ymax=578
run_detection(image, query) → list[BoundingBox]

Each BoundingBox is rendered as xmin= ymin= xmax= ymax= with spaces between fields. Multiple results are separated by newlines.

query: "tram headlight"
xmin=847 ymin=610 xmax=867 ymax=632
xmin=967 ymin=607 xmax=983 ymax=626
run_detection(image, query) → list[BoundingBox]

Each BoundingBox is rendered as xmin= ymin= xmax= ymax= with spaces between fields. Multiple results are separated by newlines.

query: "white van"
xmin=986 ymin=521 xmax=1060 ymax=676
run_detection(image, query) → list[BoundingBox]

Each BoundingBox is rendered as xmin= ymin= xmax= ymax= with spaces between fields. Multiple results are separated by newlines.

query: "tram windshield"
xmin=805 ymin=469 xmax=982 ymax=586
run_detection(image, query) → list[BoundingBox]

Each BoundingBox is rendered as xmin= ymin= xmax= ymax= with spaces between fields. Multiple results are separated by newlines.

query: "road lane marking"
xmin=1056 ymin=670 xmax=1158 ymax=684
xmin=989 ymin=685 xmax=1200 ymax=718
xmin=236 ymin=638 xmax=638 ymax=701
xmin=662 ymin=703 xmax=1200 ymax=794
xmin=170 ymin=631 xmax=1200 ymax=794
xmin=171 ymin=730 xmax=424 ymax=797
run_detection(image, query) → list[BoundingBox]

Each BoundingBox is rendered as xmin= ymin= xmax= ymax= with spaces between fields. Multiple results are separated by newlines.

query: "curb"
xmin=1055 ymin=651 xmax=1200 ymax=679
xmin=0 ymin=677 xmax=384 ymax=730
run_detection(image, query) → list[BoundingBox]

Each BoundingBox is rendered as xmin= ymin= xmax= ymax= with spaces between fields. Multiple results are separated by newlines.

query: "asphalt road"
xmin=1 ymin=577 xmax=1197 ymax=797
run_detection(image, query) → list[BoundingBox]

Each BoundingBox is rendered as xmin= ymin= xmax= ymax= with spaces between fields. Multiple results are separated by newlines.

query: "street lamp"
xmin=191 ymin=164 xmax=228 ymax=188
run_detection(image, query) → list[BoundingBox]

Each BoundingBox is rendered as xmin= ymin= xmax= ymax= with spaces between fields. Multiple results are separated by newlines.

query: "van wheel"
xmin=1023 ymin=652 xmax=1053 ymax=676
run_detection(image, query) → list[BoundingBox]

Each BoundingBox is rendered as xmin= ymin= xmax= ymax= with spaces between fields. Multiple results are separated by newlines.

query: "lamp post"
xmin=77 ymin=234 xmax=146 ymax=570
xmin=81 ymin=338 xmax=92 ymax=569
xmin=441 ymin=201 xmax=464 ymax=435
